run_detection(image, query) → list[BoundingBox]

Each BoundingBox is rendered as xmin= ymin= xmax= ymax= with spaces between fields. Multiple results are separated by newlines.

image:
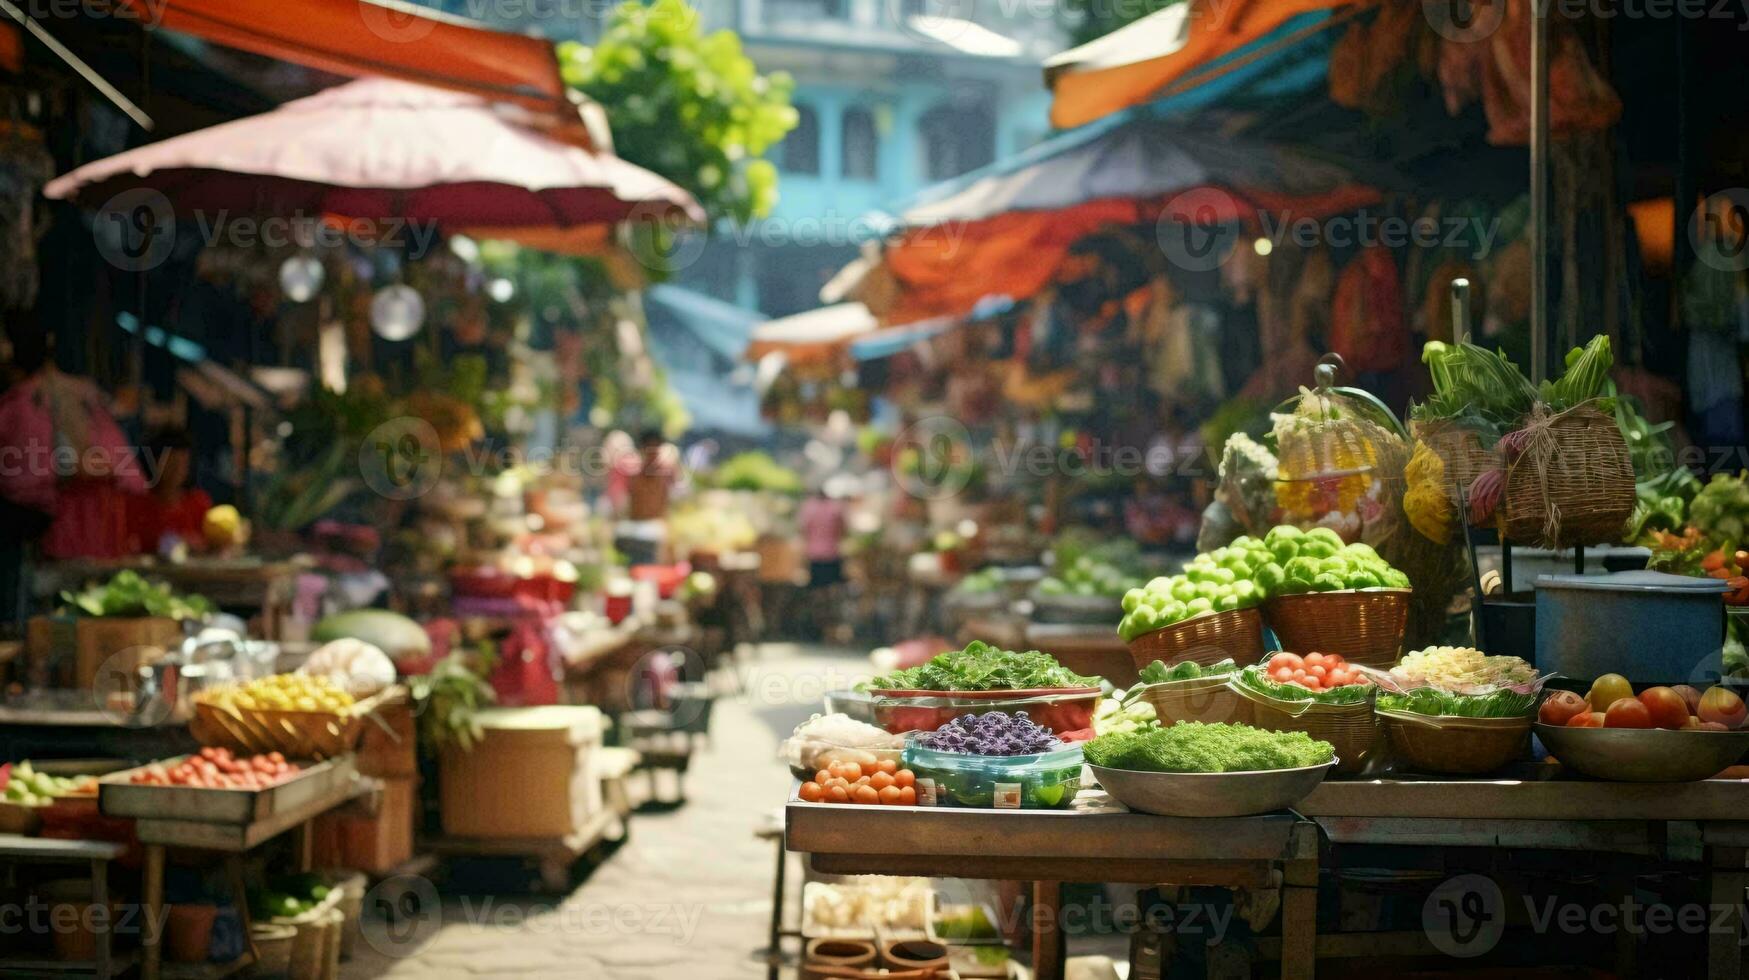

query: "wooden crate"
xmin=98 ymin=756 xmax=356 ymax=824
xmin=309 ymin=775 xmax=416 ymax=875
xmin=27 ymin=615 xmax=182 ymax=690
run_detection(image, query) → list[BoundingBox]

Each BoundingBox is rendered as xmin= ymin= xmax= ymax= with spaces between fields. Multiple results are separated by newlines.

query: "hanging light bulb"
xmin=278 ymin=255 xmax=324 ymax=303
xmin=370 ymin=284 xmax=426 ymax=341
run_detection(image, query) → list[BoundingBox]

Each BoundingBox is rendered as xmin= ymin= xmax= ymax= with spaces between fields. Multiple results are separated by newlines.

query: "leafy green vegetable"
xmin=1235 ymin=665 xmax=1374 ymax=705
xmin=1690 ymin=471 xmax=1749 ymax=548
xmin=1084 ymin=722 xmax=1334 ymax=773
xmin=862 ymin=641 xmax=1100 ymax=692
xmin=1539 ymin=335 xmax=1614 ymax=412
xmin=61 ymin=570 xmax=213 ymax=621
xmin=410 ymin=653 xmax=496 ymax=751
xmin=1377 ymin=688 xmax=1538 ymax=717
xmin=1411 ymin=341 xmax=1538 ymax=444
xmin=1138 ymin=659 xmax=1238 ymax=685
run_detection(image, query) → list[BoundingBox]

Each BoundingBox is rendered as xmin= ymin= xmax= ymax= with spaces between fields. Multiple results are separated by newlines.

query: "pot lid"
xmin=1534 ymin=570 xmax=1730 ymax=594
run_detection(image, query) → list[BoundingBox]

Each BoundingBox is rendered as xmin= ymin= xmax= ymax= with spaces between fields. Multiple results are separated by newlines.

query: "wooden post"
xmin=1280 ymin=823 xmax=1320 ymax=980
xmin=141 ymin=843 xmax=164 ymax=980
xmin=1032 ymin=879 xmax=1066 ymax=980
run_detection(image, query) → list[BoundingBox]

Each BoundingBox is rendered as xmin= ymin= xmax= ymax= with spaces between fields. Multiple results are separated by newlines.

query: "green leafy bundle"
xmin=1376 ymin=688 xmax=1538 ymax=718
xmin=1410 ymin=341 xmax=1538 ymax=444
xmin=61 ymin=571 xmax=213 ymax=621
xmin=1538 ymin=335 xmax=1614 ymax=411
xmin=1138 ymin=659 xmax=1237 ymax=685
xmin=1084 ymin=722 xmax=1334 ymax=773
xmin=863 ymin=641 xmax=1099 ymax=692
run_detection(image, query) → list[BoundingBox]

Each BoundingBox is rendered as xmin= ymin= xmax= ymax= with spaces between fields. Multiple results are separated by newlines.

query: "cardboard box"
xmin=355 ymin=701 xmax=417 ymax=778
xmin=438 ymin=706 xmax=603 ymax=839
xmin=27 ymin=615 xmax=182 ymax=690
xmin=310 ymin=775 xmax=416 ymax=875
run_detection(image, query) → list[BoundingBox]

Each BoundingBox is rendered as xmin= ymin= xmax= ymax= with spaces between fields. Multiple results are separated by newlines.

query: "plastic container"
xmin=902 ymin=740 xmax=1083 ymax=809
xmin=1535 ymin=570 xmax=1728 ymax=684
xmin=782 ymin=732 xmax=905 ymax=781
xmin=870 ymin=688 xmax=1102 ymax=736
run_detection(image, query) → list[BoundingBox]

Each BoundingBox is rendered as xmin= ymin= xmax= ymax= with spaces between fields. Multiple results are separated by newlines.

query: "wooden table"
xmin=786 ymin=795 xmax=1320 ymax=980
xmin=128 ymin=764 xmax=365 ymax=980
xmin=0 ymin=835 xmax=129 ymax=977
xmin=1298 ymin=772 xmax=1749 ymax=977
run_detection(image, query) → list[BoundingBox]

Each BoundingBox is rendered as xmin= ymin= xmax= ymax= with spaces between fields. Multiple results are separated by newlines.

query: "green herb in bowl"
xmin=862 ymin=641 xmax=1099 ymax=692
xmin=1084 ymin=722 xmax=1334 ymax=773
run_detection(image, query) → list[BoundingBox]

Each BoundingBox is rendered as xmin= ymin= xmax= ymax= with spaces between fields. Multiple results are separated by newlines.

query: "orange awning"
xmin=118 ymin=0 xmax=570 ymax=118
xmin=1046 ymin=0 xmax=1372 ymax=130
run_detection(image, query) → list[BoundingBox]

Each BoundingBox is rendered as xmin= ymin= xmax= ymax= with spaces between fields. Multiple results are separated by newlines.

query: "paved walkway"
xmin=342 ymin=643 xmax=864 ymax=980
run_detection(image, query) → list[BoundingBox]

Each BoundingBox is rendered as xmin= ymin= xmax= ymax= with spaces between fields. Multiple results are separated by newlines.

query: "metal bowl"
xmin=1090 ymin=760 xmax=1336 ymax=817
xmin=1533 ymin=724 xmax=1749 ymax=782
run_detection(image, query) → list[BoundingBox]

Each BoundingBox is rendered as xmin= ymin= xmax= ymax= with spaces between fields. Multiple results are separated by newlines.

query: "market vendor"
xmin=608 ymin=429 xmax=682 ymax=565
xmin=128 ymin=427 xmax=212 ymax=556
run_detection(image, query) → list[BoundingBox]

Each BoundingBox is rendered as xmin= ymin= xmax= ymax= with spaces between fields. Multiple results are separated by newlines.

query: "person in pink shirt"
xmin=0 ymin=315 xmax=145 ymax=561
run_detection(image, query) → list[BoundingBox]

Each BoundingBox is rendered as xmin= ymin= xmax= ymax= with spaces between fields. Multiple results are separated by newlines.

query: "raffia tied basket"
xmin=1127 ymin=607 xmax=1265 ymax=672
xmin=1263 ymin=589 xmax=1410 ymax=668
xmin=1501 ymin=405 xmax=1634 ymax=549
xmin=1238 ymin=683 xmax=1381 ymax=775
xmin=1141 ymin=676 xmax=1251 ymax=727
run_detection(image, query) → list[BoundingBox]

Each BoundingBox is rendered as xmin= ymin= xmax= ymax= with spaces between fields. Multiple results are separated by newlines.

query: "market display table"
xmin=786 ymin=795 xmax=1320 ymax=980
xmin=0 ymin=835 xmax=129 ymax=977
xmin=1297 ymin=771 xmax=1749 ymax=978
xmin=98 ymin=756 xmax=365 ymax=980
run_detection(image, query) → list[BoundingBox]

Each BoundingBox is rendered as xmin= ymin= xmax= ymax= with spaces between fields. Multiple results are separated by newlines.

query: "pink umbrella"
xmin=43 ymin=77 xmax=703 ymax=227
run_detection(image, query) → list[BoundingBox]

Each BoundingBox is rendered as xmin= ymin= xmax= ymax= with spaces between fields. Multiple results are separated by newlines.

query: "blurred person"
xmin=797 ymin=483 xmax=849 ymax=641
xmin=608 ymin=429 xmax=681 ymax=565
xmin=128 ymin=427 xmax=213 ymax=556
xmin=0 ymin=312 xmax=145 ymax=563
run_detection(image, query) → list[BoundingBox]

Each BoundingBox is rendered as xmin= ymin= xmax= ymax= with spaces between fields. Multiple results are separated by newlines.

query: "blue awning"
xmin=642 ymin=286 xmax=770 ymax=438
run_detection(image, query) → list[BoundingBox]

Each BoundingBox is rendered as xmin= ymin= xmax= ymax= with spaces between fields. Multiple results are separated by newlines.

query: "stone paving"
xmin=342 ymin=643 xmax=858 ymax=980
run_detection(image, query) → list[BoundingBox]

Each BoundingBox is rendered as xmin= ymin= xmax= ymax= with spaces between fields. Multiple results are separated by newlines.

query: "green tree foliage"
xmin=559 ymin=0 xmax=798 ymax=224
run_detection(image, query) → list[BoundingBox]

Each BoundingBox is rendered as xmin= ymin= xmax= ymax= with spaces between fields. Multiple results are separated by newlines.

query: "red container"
xmin=869 ymin=687 xmax=1103 ymax=736
xmin=603 ymin=593 xmax=633 ymax=624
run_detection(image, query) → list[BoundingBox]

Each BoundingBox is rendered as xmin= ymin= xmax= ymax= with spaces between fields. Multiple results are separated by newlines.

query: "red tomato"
xmin=1604 ymin=697 xmax=1654 ymax=729
xmin=1307 ymin=665 xmax=1328 ymax=680
xmin=1270 ymin=666 xmax=1295 ymax=682
xmin=1700 ymin=687 xmax=1748 ymax=729
xmin=1566 ymin=711 xmax=1606 ymax=728
xmin=1304 ymin=652 xmax=1326 ymax=669
xmin=1638 ymin=687 xmax=1691 ymax=730
xmin=1272 ymin=653 xmax=1305 ymax=671
xmin=1538 ymin=690 xmax=1589 ymax=726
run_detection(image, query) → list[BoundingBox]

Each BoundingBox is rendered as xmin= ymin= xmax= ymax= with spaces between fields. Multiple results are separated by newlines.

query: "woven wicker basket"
xmin=1379 ymin=711 xmax=1532 ymax=775
xmin=1263 ymin=589 xmax=1410 ymax=668
xmin=1501 ymin=405 xmax=1635 ymax=549
xmin=1141 ymin=676 xmax=1251 ymax=727
xmin=1127 ymin=607 xmax=1265 ymax=672
xmin=1238 ymin=684 xmax=1380 ymax=775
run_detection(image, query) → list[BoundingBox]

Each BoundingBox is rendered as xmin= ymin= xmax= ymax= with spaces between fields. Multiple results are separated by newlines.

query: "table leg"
xmin=1709 ymin=846 xmax=1747 ymax=980
xmin=1032 ymin=880 xmax=1065 ymax=980
xmin=226 ymin=855 xmax=259 ymax=966
xmin=90 ymin=857 xmax=110 ymax=979
xmin=1281 ymin=825 xmax=1319 ymax=980
xmin=767 ymin=837 xmax=787 ymax=980
xmin=295 ymin=819 xmax=314 ymax=873
xmin=142 ymin=844 xmax=164 ymax=980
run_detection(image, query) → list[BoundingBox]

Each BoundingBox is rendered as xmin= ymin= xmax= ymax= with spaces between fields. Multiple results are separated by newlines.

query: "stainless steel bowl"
xmin=1534 ymin=724 xmax=1749 ymax=782
xmin=1090 ymin=760 xmax=1336 ymax=817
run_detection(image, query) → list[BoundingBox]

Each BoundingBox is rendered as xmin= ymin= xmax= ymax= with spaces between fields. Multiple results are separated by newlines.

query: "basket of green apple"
xmin=1117 ymin=537 xmax=1274 ymax=670
xmin=1256 ymin=526 xmax=1412 ymax=668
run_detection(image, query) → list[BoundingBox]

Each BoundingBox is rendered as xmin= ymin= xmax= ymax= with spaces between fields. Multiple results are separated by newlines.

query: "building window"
xmin=781 ymin=103 xmax=821 ymax=175
xmin=841 ymin=107 xmax=878 ymax=181
xmin=918 ymin=102 xmax=996 ymax=182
